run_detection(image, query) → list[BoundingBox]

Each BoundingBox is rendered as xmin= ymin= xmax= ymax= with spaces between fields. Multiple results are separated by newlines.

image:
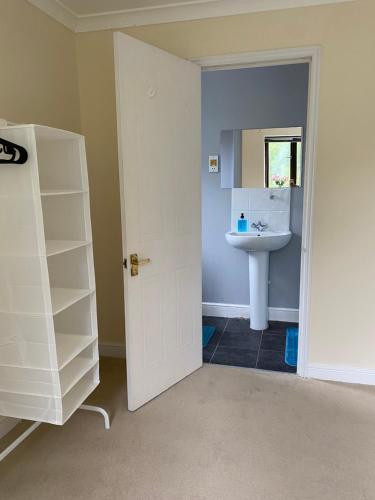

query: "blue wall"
xmin=202 ymin=64 xmax=309 ymax=308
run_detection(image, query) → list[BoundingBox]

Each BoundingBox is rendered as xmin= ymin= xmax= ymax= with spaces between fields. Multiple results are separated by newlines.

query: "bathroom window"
xmin=265 ymin=136 xmax=302 ymax=188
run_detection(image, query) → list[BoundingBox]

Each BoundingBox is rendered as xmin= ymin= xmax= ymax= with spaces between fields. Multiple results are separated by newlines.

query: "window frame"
xmin=264 ymin=136 xmax=301 ymax=188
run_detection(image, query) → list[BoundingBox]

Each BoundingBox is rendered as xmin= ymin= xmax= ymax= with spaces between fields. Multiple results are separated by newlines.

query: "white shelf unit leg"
xmin=0 ymin=422 xmax=42 ymax=463
xmin=80 ymin=404 xmax=111 ymax=430
xmin=0 ymin=405 xmax=110 ymax=462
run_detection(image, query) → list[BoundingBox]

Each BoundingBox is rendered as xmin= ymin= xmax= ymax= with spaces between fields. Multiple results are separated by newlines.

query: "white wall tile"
xmin=249 ymin=187 xmax=291 ymax=211
xmin=268 ymin=211 xmax=290 ymax=231
xmin=249 ymin=211 xmax=270 ymax=229
xmin=268 ymin=188 xmax=291 ymax=211
xmin=231 ymin=188 xmax=291 ymax=232
xmin=249 ymin=188 xmax=269 ymax=211
xmin=231 ymin=188 xmax=250 ymax=211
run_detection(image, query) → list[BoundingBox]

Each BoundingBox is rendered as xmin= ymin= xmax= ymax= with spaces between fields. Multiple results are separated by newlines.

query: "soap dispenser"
xmin=237 ymin=213 xmax=248 ymax=232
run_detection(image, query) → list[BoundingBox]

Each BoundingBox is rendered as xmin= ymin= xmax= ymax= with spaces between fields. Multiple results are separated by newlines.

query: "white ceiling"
xmin=59 ymin=0 xmax=211 ymax=16
xmin=29 ymin=0 xmax=355 ymax=32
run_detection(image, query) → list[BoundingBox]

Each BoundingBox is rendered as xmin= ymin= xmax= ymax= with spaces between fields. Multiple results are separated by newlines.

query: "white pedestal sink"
xmin=225 ymin=231 xmax=292 ymax=330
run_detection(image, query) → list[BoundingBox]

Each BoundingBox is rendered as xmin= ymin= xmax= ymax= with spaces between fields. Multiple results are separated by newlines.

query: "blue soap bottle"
xmin=237 ymin=213 xmax=248 ymax=232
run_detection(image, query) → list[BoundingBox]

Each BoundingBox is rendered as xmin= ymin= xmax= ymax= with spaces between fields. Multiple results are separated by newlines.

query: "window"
xmin=265 ymin=136 xmax=302 ymax=188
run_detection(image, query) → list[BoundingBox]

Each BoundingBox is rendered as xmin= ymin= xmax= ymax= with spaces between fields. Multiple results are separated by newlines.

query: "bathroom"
xmin=201 ymin=63 xmax=309 ymax=373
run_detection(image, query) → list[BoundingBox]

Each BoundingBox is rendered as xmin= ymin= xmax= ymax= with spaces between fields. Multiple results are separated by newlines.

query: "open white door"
xmin=114 ymin=32 xmax=202 ymax=411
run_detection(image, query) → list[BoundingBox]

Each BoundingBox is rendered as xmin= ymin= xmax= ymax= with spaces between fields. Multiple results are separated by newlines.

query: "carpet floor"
xmin=1 ymin=358 xmax=375 ymax=500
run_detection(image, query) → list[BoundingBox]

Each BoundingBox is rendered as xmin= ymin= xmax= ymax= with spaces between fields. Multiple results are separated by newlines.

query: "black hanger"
xmin=0 ymin=137 xmax=28 ymax=164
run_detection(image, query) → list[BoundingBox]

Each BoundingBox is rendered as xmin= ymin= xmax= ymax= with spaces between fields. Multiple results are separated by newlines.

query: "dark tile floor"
xmin=203 ymin=316 xmax=297 ymax=373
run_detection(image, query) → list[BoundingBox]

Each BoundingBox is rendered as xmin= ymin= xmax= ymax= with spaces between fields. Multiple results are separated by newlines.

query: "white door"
xmin=114 ymin=33 xmax=202 ymax=411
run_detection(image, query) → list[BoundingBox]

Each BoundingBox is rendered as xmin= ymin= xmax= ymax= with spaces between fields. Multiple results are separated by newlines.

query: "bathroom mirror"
xmin=220 ymin=127 xmax=303 ymax=189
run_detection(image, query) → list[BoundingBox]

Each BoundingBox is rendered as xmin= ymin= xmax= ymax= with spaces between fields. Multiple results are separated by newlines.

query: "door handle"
xmin=130 ymin=253 xmax=151 ymax=277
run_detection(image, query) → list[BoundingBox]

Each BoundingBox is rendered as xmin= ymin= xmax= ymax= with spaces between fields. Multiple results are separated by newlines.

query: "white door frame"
xmin=192 ymin=46 xmax=321 ymax=378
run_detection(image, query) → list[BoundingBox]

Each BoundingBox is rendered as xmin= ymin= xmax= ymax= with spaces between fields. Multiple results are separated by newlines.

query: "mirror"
xmin=220 ymin=127 xmax=303 ymax=189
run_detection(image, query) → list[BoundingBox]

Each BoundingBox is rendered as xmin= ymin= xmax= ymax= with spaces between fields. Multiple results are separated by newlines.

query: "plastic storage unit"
xmin=0 ymin=124 xmax=99 ymax=425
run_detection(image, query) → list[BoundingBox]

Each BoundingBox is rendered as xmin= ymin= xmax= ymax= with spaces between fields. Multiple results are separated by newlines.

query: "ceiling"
xmin=59 ymin=0 xmax=211 ymax=16
xmin=29 ymin=0 xmax=355 ymax=32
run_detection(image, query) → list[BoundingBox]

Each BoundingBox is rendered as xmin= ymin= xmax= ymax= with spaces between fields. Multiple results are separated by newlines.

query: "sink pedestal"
xmin=249 ymin=251 xmax=269 ymax=331
xmin=225 ymin=230 xmax=292 ymax=332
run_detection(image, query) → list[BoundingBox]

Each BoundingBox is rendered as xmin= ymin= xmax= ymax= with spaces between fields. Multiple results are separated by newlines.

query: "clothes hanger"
xmin=0 ymin=137 xmax=28 ymax=164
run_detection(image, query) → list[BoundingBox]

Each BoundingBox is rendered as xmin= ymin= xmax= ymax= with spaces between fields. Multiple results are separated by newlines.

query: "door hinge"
xmin=123 ymin=258 xmax=127 ymax=269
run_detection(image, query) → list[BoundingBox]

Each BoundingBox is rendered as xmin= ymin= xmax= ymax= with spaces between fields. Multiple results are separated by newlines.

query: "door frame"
xmin=192 ymin=46 xmax=321 ymax=378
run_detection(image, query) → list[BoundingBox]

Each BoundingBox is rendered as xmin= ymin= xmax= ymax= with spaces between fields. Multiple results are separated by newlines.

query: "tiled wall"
xmin=231 ymin=188 xmax=291 ymax=232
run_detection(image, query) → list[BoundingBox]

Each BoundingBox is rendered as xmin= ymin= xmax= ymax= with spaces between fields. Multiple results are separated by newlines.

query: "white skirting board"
xmin=308 ymin=364 xmax=375 ymax=385
xmin=202 ymin=302 xmax=299 ymax=323
xmin=0 ymin=417 xmax=20 ymax=439
xmin=97 ymin=302 xmax=298 ymax=359
xmin=99 ymin=342 xmax=126 ymax=359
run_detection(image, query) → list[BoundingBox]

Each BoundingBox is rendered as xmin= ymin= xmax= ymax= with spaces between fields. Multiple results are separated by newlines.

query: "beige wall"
xmin=0 ymin=1 xmax=124 ymax=349
xmin=0 ymin=0 xmax=80 ymax=131
xmin=75 ymin=33 xmax=125 ymax=345
xmin=76 ymin=0 xmax=375 ymax=369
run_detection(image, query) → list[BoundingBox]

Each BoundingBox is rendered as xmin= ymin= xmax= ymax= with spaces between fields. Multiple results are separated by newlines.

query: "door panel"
xmin=114 ymin=32 xmax=202 ymax=411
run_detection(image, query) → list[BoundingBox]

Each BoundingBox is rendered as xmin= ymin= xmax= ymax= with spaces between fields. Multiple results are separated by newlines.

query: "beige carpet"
xmin=1 ymin=358 xmax=375 ymax=500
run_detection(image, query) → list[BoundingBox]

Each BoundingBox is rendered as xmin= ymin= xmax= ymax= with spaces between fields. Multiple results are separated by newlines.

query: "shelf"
xmin=56 ymin=333 xmax=96 ymax=370
xmin=0 ymin=368 xmax=99 ymax=426
xmin=42 ymin=194 xmax=87 ymax=241
xmin=46 ymin=240 xmax=90 ymax=257
xmin=40 ymin=189 xmax=86 ymax=196
xmin=60 ymin=357 xmax=97 ymax=397
xmin=51 ymin=288 xmax=95 ymax=315
xmin=62 ymin=375 xmax=99 ymax=425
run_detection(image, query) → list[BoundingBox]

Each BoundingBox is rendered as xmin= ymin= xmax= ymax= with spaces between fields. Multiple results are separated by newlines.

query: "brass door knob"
xmin=130 ymin=253 xmax=151 ymax=276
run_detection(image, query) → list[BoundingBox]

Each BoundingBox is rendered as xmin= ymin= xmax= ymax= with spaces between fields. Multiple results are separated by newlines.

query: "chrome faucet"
xmin=251 ymin=221 xmax=268 ymax=232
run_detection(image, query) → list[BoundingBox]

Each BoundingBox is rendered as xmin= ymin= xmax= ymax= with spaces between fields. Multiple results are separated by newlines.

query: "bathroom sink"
xmin=225 ymin=230 xmax=292 ymax=252
xmin=225 ymin=230 xmax=292 ymax=330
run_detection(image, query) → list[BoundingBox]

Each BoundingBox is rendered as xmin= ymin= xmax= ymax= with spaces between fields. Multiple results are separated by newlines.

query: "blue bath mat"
xmin=202 ymin=326 xmax=216 ymax=347
xmin=285 ymin=327 xmax=299 ymax=367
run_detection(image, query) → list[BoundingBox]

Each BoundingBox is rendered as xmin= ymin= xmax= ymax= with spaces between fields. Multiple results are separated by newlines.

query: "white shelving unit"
xmin=0 ymin=123 xmax=100 ymax=427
